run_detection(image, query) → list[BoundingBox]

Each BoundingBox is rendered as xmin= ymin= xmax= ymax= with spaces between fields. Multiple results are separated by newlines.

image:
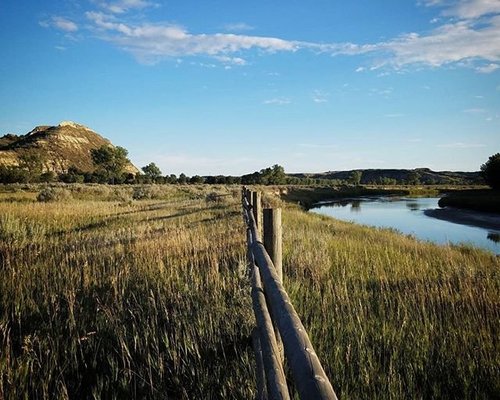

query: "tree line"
xmin=1 ymin=145 xmax=497 ymax=188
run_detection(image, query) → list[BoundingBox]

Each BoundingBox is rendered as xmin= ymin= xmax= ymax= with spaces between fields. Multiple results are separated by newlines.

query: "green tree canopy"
xmin=480 ymin=153 xmax=500 ymax=189
xmin=18 ymin=149 xmax=46 ymax=181
xmin=141 ymin=162 xmax=162 ymax=182
xmin=91 ymin=145 xmax=130 ymax=181
xmin=349 ymin=170 xmax=362 ymax=185
xmin=260 ymin=164 xmax=287 ymax=185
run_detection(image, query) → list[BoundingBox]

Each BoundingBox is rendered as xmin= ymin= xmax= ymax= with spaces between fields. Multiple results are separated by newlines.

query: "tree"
xmin=141 ymin=162 xmax=162 ymax=183
xmin=166 ymin=174 xmax=177 ymax=184
xmin=91 ymin=145 xmax=130 ymax=183
xmin=178 ymin=173 xmax=188 ymax=184
xmin=406 ymin=170 xmax=421 ymax=185
xmin=349 ymin=170 xmax=362 ymax=185
xmin=481 ymin=153 xmax=500 ymax=189
xmin=60 ymin=166 xmax=85 ymax=183
xmin=189 ymin=175 xmax=204 ymax=184
xmin=18 ymin=149 xmax=45 ymax=182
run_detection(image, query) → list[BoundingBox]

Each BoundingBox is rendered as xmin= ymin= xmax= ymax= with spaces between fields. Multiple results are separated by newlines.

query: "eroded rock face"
xmin=0 ymin=121 xmax=139 ymax=174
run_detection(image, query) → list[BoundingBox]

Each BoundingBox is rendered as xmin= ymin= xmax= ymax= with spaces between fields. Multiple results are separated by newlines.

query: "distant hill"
xmin=0 ymin=121 xmax=139 ymax=174
xmin=290 ymin=168 xmax=483 ymax=185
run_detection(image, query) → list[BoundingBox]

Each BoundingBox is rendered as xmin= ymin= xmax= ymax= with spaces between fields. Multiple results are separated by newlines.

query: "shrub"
xmin=480 ymin=153 xmax=500 ymax=189
xmin=132 ymin=186 xmax=152 ymax=200
xmin=37 ymin=187 xmax=72 ymax=202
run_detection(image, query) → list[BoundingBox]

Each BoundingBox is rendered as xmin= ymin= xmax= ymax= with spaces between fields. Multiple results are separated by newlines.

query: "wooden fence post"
xmin=246 ymin=189 xmax=252 ymax=204
xmin=252 ymin=191 xmax=262 ymax=232
xmin=264 ymin=208 xmax=284 ymax=363
xmin=263 ymin=208 xmax=282 ymax=283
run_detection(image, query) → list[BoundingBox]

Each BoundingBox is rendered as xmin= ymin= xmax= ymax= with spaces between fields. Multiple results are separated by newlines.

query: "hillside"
xmin=290 ymin=168 xmax=483 ymax=185
xmin=0 ymin=121 xmax=139 ymax=174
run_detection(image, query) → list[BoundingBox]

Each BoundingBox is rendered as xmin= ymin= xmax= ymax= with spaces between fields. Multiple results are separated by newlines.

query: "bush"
xmin=480 ymin=153 xmax=500 ymax=189
xmin=132 ymin=186 xmax=152 ymax=200
xmin=37 ymin=187 xmax=72 ymax=202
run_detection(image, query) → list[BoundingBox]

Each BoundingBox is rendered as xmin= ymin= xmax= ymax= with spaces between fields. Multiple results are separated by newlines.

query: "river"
xmin=311 ymin=197 xmax=500 ymax=254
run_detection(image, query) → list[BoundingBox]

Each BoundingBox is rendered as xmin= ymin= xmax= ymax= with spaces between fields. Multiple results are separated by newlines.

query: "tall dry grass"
xmin=0 ymin=185 xmax=254 ymax=399
xmin=282 ymin=206 xmax=499 ymax=399
xmin=1 ymin=184 xmax=498 ymax=399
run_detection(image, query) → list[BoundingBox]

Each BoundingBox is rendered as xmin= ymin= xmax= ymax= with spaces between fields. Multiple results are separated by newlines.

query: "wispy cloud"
xmin=263 ymin=97 xmax=291 ymax=105
xmin=41 ymin=16 xmax=78 ymax=32
xmin=214 ymin=55 xmax=247 ymax=66
xmin=85 ymin=11 xmax=299 ymax=63
xmin=442 ymin=0 xmax=500 ymax=19
xmin=312 ymin=90 xmax=329 ymax=103
xmin=384 ymin=113 xmax=405 ymax=118
xmin=372 ymin=18 xmax=500 ymax=70
xmin=475 ymin=63 xmax=500 ymax=73
xmin=95 ymin=0 xmax=158 ymax=14
xmin=437 ymin=142 xmax=486 ymax=148
xmin=223 ymin=22 xmax=255 ymax=33
xmin=43 ymin=0 xmax=500 ymax=72
xmin=419 ymin=0 xmax=500 ymax=18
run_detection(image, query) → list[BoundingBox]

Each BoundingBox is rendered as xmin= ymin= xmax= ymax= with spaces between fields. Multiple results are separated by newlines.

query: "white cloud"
xmin=86 ymin=12 xmax=299 ymax=63
xmin=475 ymin=63 xmax=500 ymax=73
xmin=420 ymin=0 xmax=500 ymax=19
xmin=263 ymin=97 xmax=291 ymax=105
xmin=444 ymin=0 xmax=500 ymax=19
xmin=215 ymin=55 xmax=247 ymax=66
xmin=374 ymin=18 xmax=500 ymax=69
xmin=96 ymin=0 xmax=157 ymax=14
xmin=41 ymin=16 xmax=78 ymax=32
xmin=43 ymin=0 xmax=500 ymax=72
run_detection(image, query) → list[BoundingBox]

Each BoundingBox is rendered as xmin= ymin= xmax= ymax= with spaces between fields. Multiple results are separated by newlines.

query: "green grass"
xmin=1 ymin=184 xmax=499 ymax=399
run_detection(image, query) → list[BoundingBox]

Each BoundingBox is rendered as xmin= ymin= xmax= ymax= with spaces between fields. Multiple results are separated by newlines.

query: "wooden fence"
xmin=242 ymin=188 xmax=338 ymax=400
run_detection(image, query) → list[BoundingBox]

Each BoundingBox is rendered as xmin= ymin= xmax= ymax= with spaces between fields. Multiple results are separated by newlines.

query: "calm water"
xmin=311 ymin=197 xmax=500 ymax=254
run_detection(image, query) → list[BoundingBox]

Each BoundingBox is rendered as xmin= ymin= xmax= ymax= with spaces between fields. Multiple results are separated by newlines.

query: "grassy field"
xmin=1 ymin=184 xmax=499 ymax=399
xmin=0 ymin=184 xmax=254 ymax=399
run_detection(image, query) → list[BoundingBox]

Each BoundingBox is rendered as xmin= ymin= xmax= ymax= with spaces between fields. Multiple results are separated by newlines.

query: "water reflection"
xmin=351 ymin=200 xmax=361 ymax=213
xmin=312 ymin=197 xmax=500 ymax=254
xmin=406 ymin=202 xmax=420 ymax=211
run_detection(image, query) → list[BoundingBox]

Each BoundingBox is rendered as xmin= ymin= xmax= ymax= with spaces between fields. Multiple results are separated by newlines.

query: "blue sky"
xmin=1 ymin=0 xmax=499 ymax=175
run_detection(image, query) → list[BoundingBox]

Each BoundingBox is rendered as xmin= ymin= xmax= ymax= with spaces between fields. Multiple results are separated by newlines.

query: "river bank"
xmin=425 ymin=207 xmax=500 ymax=231
xmin=438 ymin=189 xmax=500 ymax=213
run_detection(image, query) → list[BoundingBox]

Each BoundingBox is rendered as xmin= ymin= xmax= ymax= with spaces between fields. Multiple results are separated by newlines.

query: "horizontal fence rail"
xmin=242 ymin=188 xmax=338 ymax=400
